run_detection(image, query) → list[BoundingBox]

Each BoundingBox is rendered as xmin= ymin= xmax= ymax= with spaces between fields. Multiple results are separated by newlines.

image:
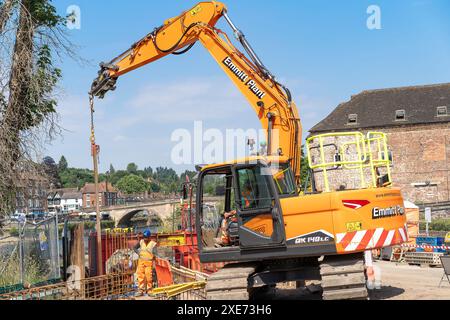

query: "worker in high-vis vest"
xmin=134 ymin=229 xmax=157 ymax=296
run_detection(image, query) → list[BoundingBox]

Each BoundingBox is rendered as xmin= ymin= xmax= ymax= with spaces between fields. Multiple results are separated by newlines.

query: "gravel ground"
xmin=368 ymin=260 xmax=450 ymax=300
xmin=264 ymin=260 xmax=450 ymax=300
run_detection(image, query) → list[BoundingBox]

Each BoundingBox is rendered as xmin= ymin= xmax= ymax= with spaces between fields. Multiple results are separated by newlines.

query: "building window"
xmin=86 ymin=194 xmax=91 ymax=208
xmin=437 ymin=106 xmax=448 ymax=117
xmin=348 ymin=114 xmax=358 ymax=125
xmin=395 ymin=110 xmax=406 ymax=121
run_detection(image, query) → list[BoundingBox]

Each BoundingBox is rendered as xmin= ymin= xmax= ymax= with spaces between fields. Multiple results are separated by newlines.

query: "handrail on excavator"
xmin=306 ymin=131 xmax=393 ymax=192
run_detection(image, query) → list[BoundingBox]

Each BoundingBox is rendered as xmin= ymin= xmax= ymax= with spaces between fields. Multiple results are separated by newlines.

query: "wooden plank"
xmin=70 ymin=224 xmax=85 ymax=297
xmin=206 ymin=277 xmax=248 ymax=291
xmin=321 ymin=273 xmax=366 ymax=289
xmin=323 ymin=287 xmax=368 ymax=300
xmin=208 ymin=272 xmax=253 ymax=281
xmin=321 ymin=258 xmax=364 ymax=268
xmin=207 ymin=289 xmax=249 ymax=300
xmin=320 ymin=264 xmax=365 ymax=276
xmin=219 ymin=265 xmax=256 ymax=275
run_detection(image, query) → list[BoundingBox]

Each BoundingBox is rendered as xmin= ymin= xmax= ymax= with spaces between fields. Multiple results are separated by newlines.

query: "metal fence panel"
xmin=0 ymin=216 xmax=60 ymax=293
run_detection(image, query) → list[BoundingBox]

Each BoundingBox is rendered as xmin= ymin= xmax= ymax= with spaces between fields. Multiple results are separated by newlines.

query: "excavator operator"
xmin=215 ymin=182 xmax=254 ymax=247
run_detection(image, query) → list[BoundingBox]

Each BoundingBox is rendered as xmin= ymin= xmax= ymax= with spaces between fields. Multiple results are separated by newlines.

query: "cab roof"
xmin=198 ymin=156 xmax=290 ymax=172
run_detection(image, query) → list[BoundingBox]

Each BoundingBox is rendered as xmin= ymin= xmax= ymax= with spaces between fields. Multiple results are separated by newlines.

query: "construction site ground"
xmin=263 ymin=260 xmax=450 ymax=300
xmin=133 ymin=260 xmax=450 ymax=301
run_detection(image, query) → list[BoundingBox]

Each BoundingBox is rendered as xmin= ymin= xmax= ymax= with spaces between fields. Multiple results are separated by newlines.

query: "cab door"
xmin=233 ymin=163 xmax=286 ymax=250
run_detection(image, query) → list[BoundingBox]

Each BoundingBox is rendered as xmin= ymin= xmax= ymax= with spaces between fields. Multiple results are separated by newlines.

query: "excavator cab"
xmin=196 ymin=158 xmax=288 ymax=262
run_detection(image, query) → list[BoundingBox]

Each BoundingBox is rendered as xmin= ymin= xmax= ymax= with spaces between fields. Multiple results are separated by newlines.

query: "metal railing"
xmin=306 ymin=131 xmax=392 ymax=193
xmin=0 ymin=216 xmax=60 ymax=293
xmin=151 ymin=264 xmax=208 ymax=300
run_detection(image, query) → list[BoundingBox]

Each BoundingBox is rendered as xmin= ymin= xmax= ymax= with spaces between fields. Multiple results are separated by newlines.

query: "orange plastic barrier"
xmin=154 ymin=258 xmax=174 ymax=287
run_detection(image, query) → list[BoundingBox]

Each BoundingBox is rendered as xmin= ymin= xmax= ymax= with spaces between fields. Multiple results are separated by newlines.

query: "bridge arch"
xmin=116 ymin=209 xmax=148 ymax=228
xmin=109 ymin=202 xmax=179 ymax=227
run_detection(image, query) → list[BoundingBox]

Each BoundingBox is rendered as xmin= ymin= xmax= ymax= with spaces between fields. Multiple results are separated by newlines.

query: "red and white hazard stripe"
xmin=336 ymin=224 xmax=409 ymax=252
xmin=401 ymin=243 xmax=450 ymax=250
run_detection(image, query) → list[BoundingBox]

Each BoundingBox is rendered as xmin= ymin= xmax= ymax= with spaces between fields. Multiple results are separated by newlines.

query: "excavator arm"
xmin=90 ymin=1 xmax=302 ymax=183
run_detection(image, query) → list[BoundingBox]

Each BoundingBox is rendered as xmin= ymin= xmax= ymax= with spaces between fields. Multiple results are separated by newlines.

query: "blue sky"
xmin=47 ymin=0 xmax=450 ymax=173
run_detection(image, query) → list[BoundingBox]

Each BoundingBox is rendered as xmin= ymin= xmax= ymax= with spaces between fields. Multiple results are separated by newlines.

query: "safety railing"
xmin=151 ymin=264 xmax=208 ymax=300
xmin=306 ymin=131 xmax=392 ymax=193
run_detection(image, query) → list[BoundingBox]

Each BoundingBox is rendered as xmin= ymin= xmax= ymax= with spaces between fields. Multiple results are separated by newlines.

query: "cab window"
xmin=271 ymin=164 xmax=297 ymax=197
xmin=236 ymin=166 xmax=273 ymax=210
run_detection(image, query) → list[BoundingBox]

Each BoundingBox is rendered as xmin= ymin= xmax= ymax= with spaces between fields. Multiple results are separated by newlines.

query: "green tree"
xmin=109 ymin=170 xmax=128 ymax=186
xmin=58 ymin=156 xmax=68 ymax=172
xmin=43 ymin=156 xmax=61 ymax=188
xmin=117 ymin=174 xmax=149 ymax=195
xmin=143 ymin=167 xmax=153 ymax=178
xmin=127 ymin=163 xmax=138 ymax=174
xmin=59 ymin=168 xmax=94 ymax=189
xmin=109 ymin=164 xmax=116 ymax=175
xmin=300 ymin=145 xmax=311 ymax=190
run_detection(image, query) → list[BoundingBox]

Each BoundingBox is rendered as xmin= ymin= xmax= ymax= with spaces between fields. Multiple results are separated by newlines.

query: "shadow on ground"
xmin=368 ymin=286 xmax=405 ymax=300
xmin=256 ymin=285 xmax=406 ymax=300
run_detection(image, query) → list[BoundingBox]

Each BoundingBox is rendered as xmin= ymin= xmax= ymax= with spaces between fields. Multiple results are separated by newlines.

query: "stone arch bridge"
xmin=83 ymin=197 xmax=221 ymax=227
xmin=84 ymin=199 xmax=180 ymax=227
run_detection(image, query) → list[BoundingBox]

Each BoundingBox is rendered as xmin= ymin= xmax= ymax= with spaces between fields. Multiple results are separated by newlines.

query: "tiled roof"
xmin=310 ymin=83 xmax=450 ymax=133
xmin=81 ymin=182 xmax=117 ymax=194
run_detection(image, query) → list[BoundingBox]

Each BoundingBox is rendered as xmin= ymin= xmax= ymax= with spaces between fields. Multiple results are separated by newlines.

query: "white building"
xmin=47 ymin=189 xmax=82 ymax=214
xmin=47 ymin=191 xmax=62 ymax=214
xmin=61 ymin=191 xmax=82 ymax=214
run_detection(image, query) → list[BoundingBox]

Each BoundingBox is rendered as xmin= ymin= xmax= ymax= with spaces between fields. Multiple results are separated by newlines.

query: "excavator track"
xmin=206 ymin=263 xmax=257 ymax=300
xmin=320 ymin=253 xmax=368 ymax=300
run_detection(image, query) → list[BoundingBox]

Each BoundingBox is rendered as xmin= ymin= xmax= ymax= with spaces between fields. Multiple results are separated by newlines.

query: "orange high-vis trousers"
xmin=137 ymin=259 xmax=153 ymax=292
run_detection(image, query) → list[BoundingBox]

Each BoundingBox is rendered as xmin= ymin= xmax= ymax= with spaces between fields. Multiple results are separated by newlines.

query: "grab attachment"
xmin=90 ymin=62 xmax=119 ymax=99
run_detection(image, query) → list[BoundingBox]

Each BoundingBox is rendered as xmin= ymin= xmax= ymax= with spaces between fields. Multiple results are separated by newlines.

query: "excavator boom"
xmin=91 ymin=1 xmax=302 ymax=183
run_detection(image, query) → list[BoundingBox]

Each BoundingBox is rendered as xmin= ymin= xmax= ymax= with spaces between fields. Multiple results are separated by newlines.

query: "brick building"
xmin=309 ymin=83 xmax=450 ymax=208
xmin=81 ymin=182 xmax=118 ymax=209
xmin=15 ymin=174 xmax=49 ymax=215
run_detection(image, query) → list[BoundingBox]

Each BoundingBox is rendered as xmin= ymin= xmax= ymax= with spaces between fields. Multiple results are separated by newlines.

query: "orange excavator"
xmin=91 ymin=1 xmax=407 ymax=300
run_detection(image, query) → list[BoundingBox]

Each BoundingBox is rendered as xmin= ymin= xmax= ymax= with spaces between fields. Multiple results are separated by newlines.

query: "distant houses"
xmin=15 ymin=174 xmax=49 ymax=215
xmin=47 ymin=188 xmax=82 ymax=215
xmin=81 ymin=182 xmax=119 ymax=209
xmin=47 ymin=182 xmax=120 ymax=214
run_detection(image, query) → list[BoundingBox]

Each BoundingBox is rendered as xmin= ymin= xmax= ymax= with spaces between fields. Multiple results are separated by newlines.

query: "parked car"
xmin=10 ymin=212 xmax=26 ymax=222
xmin=31 ymin=212 xmax=46 ymax=221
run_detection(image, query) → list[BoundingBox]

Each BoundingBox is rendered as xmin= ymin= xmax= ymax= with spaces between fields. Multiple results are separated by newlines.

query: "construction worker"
xmin=134 ymin=229 xmax=157 ymax=296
